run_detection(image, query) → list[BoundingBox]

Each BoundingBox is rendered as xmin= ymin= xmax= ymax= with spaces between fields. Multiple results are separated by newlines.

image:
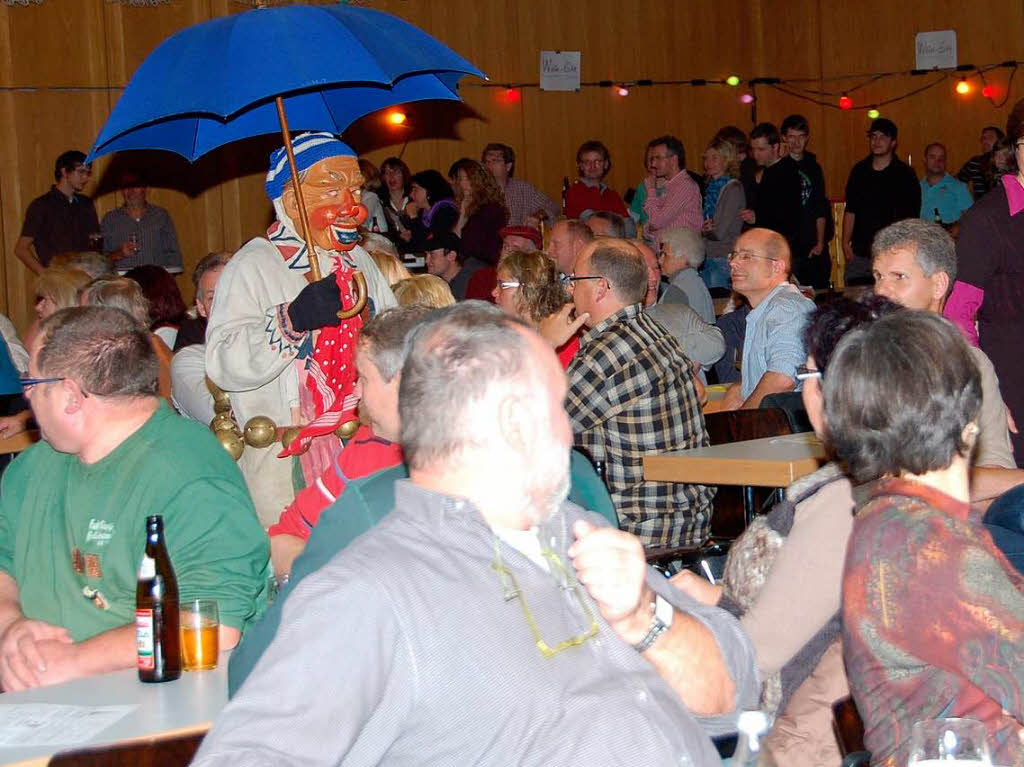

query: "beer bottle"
xmin=136 ymin=515 xmax=181 ymax=683
xmin=562 ymin=176 xmax=570 ymax=213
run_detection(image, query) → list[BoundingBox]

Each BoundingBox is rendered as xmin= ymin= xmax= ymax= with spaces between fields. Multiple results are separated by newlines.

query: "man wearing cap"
xmin=499 ymin=225 xmax=543 ymax=255
xmin=205 ymin=132 xmax=396 ymax=526
xmin=842 ymin=118 xmax=921 ymax=284
xmin=424 ymin=231 xmax=475 ymax=300
xmin=100 ymin=171 xmax=183 ymax=274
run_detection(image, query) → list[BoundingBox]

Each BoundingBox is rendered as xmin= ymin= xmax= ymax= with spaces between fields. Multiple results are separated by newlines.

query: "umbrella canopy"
xmin=91 ymin=72 xmax=467 ymax=161
xmin=88 ymin=3 xmax=485 ymax=161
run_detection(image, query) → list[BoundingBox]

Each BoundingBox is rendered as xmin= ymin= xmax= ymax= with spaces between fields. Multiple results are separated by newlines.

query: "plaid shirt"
xmin=502 ymin=177 xmax=560 ymax=226
xmin=566 ymin=304 xmax=714 ymax=548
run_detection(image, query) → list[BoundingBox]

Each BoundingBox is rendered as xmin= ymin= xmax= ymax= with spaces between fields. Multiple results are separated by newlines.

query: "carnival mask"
xmin=286 ymin=155 xmax=368 ymax=252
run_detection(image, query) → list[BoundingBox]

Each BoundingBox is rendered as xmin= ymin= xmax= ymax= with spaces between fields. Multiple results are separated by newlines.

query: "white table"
xmin=0 ymin=662 xmax=228 ymax=766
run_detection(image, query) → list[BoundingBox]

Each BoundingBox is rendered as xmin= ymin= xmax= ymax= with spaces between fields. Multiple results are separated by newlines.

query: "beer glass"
xmin=179 ymin=598 xmax=219 ymax=671
xmin=907 ymin=718 xmax=992 ymax=766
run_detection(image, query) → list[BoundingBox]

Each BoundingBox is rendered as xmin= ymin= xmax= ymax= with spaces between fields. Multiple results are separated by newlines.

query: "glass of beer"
xmin=179 ymin=598 xmax=219 ymax=671
xmin=907 ymin=718 xmax=992 ymax=766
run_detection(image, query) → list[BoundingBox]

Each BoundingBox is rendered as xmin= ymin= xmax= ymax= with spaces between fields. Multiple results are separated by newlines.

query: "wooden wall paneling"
xmin=818 ymin=0 xmax=1024 ymax=195
xmin=4 ymin=0 xmax=1024 ymax=320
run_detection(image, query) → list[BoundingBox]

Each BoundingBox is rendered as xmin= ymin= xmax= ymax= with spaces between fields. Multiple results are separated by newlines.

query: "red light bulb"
xmin=982 ymin=84 xmax=995 ymax=99
xmin=839 ymin=94 xmax=853 ymax=110
xmin=504 ymin=87 xmax=521 ymax=103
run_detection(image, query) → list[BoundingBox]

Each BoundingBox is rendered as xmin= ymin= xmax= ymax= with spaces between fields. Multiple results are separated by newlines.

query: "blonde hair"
xmin=706 ymin=137 xmax=740 ymax=179
xmin=35 ymin=267 xmax=92 ymax=311
xmin=50 ymin=251 xmax=113 ymax=279
xmin=369 ymin=249 xmax=412 ymax=287
xmin=496 ymin=250 xmax=568 ymax=323
xmin=392 ymin=274 xmax=456 ymax=309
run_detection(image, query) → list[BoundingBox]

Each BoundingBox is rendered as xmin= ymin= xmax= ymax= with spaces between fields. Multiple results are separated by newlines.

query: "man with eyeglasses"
xmin=841 ymin=117 xmax=921 ymax=285
xmin=565 ymin=238 xmax=714 ymax=549
xmin=720 ymin=228 xmax=815 ymax=411
xmin=15 ymin=150 xmax=100 ymax=276
xmin=194 ymin=302 xmax=757 ymax=767
xmin=0 ymin=306 xmax=268 ymax=691
xmin=642 ymin=135 xmax=703 ymax=249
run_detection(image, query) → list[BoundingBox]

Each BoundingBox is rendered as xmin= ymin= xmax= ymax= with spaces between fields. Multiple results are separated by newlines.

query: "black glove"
xmin=287 ymin=275 xmax=342 ymax=332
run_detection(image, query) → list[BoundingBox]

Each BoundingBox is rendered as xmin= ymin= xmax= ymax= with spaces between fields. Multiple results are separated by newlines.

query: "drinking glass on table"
xmin=907 ymin=718 xmax=993 ymax=766
xmin=180 ymin=598 xmax=219 ymax=671
xmin=88 ymin=232 xmax=104 ymax=250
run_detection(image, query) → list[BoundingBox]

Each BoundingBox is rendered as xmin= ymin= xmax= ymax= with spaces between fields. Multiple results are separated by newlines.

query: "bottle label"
xmin=138 ymin=554 xmax=155 ymax=579
xmin=136 ymin=608 xmax=154 ymax=670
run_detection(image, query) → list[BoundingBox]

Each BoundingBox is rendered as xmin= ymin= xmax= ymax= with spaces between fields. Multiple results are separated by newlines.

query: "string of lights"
xmin=466 ymin=59 xmax=1022 ymax=117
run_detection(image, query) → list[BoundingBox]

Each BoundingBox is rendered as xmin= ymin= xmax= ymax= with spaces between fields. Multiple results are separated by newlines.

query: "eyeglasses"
xmin=795 ymin=365 xmax=821 ymax=381
xmin=497 ymin=280 xmax=521 ymax=291
xmin=726 ymin=250 xmax=778 ymax=264
xmin=491 ymin=541 xmax=599 ymax=659
xmin=566 ymin=274 xmax=605 ymax=284
xmin=20 ymin=376 xmax=66 ymax=390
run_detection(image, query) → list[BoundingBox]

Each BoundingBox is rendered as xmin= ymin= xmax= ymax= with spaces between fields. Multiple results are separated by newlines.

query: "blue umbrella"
xmin=88 ymin=2 xmax=485 ymax=291
xmin=90 ymin=71 xmax=468 ymax=161
xmin=90 ymin=4 xmax=485 ymax=161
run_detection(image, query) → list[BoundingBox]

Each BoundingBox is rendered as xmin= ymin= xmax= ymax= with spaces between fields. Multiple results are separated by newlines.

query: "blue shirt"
xmin=740 ymin=283 xmax=815 ymax=399
xmin=920 ymin=173 xmax=973 ymax=224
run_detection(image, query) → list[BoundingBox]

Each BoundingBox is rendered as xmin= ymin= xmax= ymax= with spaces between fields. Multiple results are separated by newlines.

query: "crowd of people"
xmin=0 ymin=102 xmax=1022 ymax=766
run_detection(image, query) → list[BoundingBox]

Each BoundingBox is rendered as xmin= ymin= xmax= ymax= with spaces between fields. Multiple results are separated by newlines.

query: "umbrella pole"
xmin=275 ymin=97 xmax=322 ymax=282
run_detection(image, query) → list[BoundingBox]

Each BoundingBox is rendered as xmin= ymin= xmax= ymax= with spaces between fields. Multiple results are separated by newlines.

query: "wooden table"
xmin=0 ymin=661 xmax=228 ymax=766
xmin=644 ymin=432 xmax=826 ymax=488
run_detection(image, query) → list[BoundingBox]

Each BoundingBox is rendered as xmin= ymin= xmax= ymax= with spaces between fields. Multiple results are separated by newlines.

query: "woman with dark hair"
xmin=946 ymin=98 xmax=1024 ymax=467
xmin=124 ymin=264 xmax=187 ymax=349
xmin=449 ymin=158 xmax=508 ymax=266
xmin=832 ymin=310 xmax=1024 ymax=767
xmin=673 ymin=295 xmax=899 ymax=766
xmin=400 ymin=170 xmax=457 ymax=253
xmin=357 ymin=158 xmax=387 ymax=234
xmin=379 ymin=156 xmax=411 ymax=239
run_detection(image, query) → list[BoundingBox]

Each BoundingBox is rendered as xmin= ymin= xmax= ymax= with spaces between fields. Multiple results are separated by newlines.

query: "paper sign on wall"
xmin=915 ymin=30 xmax=957 ymax=70
xmin=540 ymin=51 xmax=581 ymax=91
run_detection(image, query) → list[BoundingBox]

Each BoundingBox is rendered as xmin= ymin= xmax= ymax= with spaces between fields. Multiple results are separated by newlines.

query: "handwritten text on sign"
xmin=540 ymin=51 xmax=581 ymax=92
xmin=915 ymin=30 xmax=957 ymax=71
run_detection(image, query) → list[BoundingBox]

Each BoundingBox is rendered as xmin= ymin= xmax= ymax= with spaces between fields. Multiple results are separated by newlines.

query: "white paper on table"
xmin=0 ymin=704 xmax=137 ymax=746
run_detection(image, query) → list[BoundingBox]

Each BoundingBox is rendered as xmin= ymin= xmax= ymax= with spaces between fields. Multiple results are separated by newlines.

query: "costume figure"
xmin=206 ymin=133 xmax=396 ymax=525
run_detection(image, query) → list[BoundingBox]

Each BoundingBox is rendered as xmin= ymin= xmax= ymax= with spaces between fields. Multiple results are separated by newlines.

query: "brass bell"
xmin=211 ymin=413 xmax=239 ymax=434
xmin=280 ymin=426 xmax=311 ymax=455
xmin=205 ymin=376 xmax=231 ymax=402
xmin=244 ymin=415 xmax=278 ymax=449
xmin=216 ymin=429 xmax=245 ymax=461
xmin=335 ymin=419 xmax=360 ymax=440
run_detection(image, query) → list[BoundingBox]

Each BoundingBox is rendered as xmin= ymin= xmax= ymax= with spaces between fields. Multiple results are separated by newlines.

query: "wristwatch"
xmin=632 ymin=594 xmax=674 ymax=653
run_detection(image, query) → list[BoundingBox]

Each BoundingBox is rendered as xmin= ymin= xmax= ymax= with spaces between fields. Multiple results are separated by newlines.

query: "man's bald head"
xmin=730 ymin=228 xmax=792 ymax=305
xmin=742 ymin=228 xmax=791 ymax=273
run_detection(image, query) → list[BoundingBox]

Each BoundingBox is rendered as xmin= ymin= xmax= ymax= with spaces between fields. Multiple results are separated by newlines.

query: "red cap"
xmin=498 ymin=225 xmax=543 ymax=251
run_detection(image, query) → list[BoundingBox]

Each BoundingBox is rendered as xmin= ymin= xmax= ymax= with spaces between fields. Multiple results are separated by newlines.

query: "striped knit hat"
xmin=265 ymin=132 xmax=356 ymax=201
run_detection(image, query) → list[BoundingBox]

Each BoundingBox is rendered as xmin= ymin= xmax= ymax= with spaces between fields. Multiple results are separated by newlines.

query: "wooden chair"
xmin=832 ymin=696 xmax=871 ymax=767
xmin=49 ymin=731 xmax=206 ymax=767
xmin=831 ymin=199 xmax=847 ymax=289
xmin=645 ymin=407 xmax=792 ymax=569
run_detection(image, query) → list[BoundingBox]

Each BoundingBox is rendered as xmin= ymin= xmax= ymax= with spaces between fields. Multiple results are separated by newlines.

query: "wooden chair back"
xmin=49 ymin=731 xmax=205 ymax=767
xmin=703 ymin=407 xmax=792 ymax=537
xmin=832 ymin=695 xmax=867 ymax=756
